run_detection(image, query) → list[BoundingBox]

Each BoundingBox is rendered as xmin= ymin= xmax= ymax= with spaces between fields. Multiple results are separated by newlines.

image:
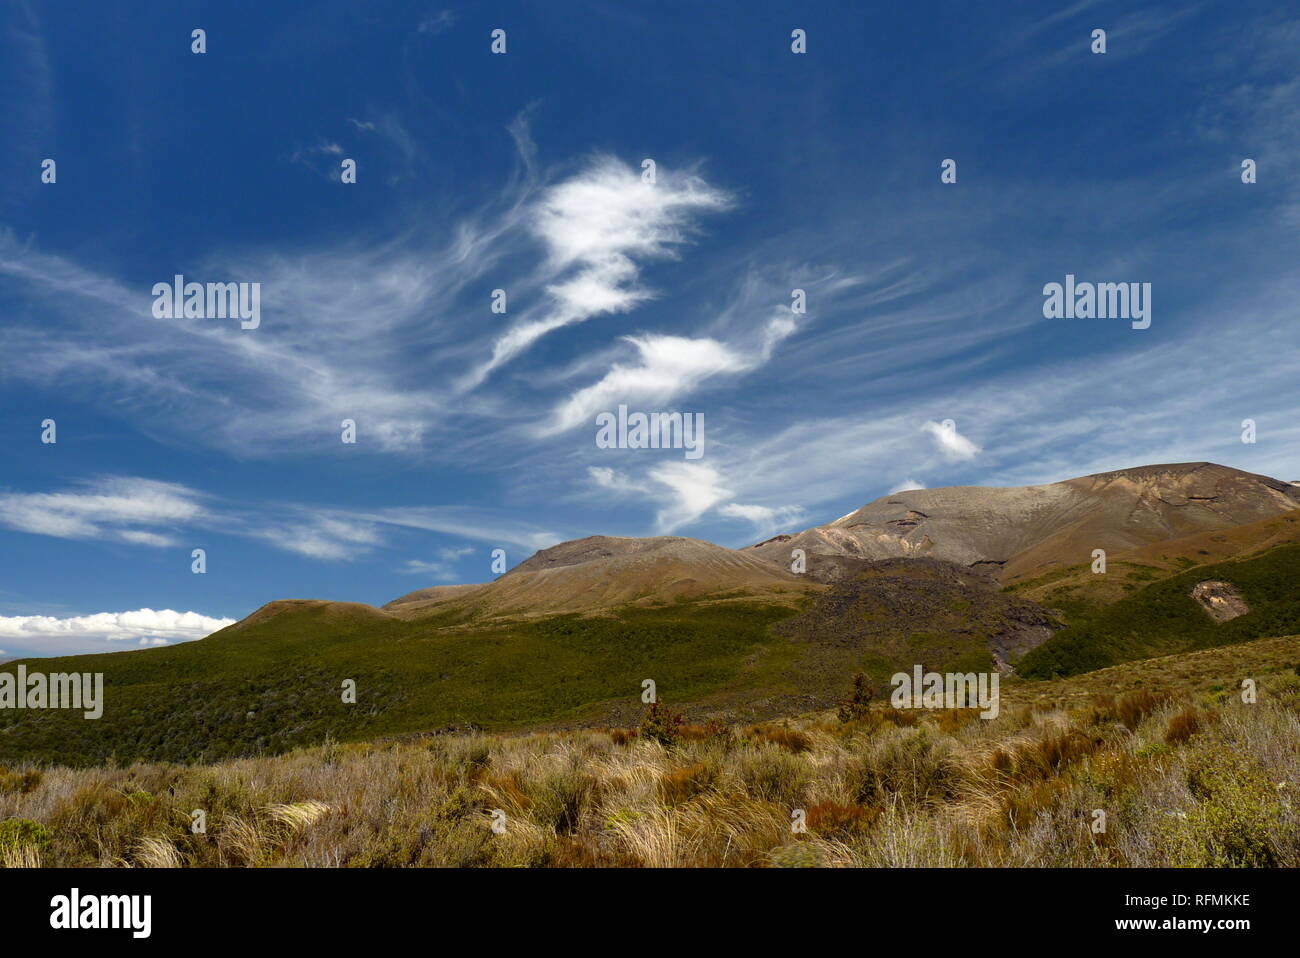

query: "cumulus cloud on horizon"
xmin=0 ymin=608 xmax=236 ymax=658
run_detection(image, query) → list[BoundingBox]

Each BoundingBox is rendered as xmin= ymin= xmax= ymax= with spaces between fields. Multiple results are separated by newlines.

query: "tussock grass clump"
xmin=0 ymin=768 xmax=42 ymax=795
xmin=806 ymin=801 xmax=879 ymax=836
xmin=1164 ymin=707 xmax=1219 ymax=745
xmin=1116 ymin=689 xmax=1174 ymax=731
xmin=745 ymin=724 xmax=814 ymax=754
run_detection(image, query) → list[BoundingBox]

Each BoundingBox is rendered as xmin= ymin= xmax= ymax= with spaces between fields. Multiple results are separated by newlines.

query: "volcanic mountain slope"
xmin=747 ymin=463 xmax=1300 ymax=584
xmin=10 ymin=462 xmax=1298 ymax=767
xmin=1018 ymin=540 xmax=1300 ymax=679
xmin=384 ymin=535 xmax=812 ymax=619
xmin=1005 ymin=506 xmax=1300 ymax=613
xmin=772 ymin=558 xmax=1060 ymax=681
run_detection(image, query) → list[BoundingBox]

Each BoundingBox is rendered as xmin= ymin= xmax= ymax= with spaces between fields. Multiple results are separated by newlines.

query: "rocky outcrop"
xmin=1190 ymin=580 xmax=1250 ymax=622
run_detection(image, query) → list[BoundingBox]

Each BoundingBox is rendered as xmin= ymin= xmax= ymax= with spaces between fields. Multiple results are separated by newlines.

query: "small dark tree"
xmin=640 ymin=701 xmax=684 ymax=746
xmin=837 ymin=673 xmax=874 ymax=724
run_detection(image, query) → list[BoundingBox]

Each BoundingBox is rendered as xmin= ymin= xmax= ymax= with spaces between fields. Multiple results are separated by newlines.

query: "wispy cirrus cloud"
xmin=361 ymin=507 xmax=561 ymax=554
xmin=462 ymin=155 xmax=732 ymax=388
xmin=416 ymin=9 xmax=456 ymax=37
xmin=0 ymin=145 xmax=739 ymax=467
xmin=246 ymin=513 xmax=385 ymax=561
xmin=541 ymin=334 xmax=750 ymax=435
xmin=398 ymin=545 xmax=474 ymax=579
xmin=0 ymin=474 xmax=563 ymax=565
xmin=0 ymin=477 xmax=207 ymax=547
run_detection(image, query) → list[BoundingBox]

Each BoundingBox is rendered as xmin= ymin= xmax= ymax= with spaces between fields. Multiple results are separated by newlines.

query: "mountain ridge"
xmin=746 ymin=461 xmax=1299 ymax=583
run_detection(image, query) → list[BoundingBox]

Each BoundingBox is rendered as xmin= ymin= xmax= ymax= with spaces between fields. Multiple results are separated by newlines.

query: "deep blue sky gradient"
xmin=1 ymin=1 xmax=1297 ymax=655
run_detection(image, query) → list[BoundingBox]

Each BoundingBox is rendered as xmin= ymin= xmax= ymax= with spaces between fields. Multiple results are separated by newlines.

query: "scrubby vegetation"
xmin=1019 ymin=543 xmax=1300 ymax=678
xmin=1 ymin=645 xmax=1295 ymax=868
xmin=0 ymin=564 xmax=1065 ymax=769
xmin=0 ymin=599 xmax=802 ymax=767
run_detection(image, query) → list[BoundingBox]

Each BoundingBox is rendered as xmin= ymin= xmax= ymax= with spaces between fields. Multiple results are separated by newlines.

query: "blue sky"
xmin=1 ymin=1 xmax=1298 ymax=656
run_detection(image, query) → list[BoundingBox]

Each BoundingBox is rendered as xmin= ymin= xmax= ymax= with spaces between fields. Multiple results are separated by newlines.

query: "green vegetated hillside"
xmin=1018 ymin=542 xmax=1300 ymax=679
xmin=0 ymin=560 xmax=1070 ymax=768
xmin=0 ymin=598 xmax=804 ymax=767
xmin=7 ymin=539 xmax=1297 ymax=768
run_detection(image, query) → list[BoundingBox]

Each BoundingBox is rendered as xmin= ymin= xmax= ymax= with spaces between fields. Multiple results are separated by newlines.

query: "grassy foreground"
xmin=1 ymin=636 xmax=1296 ymax=868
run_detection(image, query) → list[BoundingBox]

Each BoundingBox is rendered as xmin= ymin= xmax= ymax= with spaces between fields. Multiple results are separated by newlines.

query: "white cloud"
xmin=543 ymin=334 xmax=748 ymax=435
xmin=647 ymin=461 xmax=732 ymax=531
xmin=399 ymin=545 xmax=476 ymax=578
xmin=540 ymin=289 xmax=804 ymax=437
xmin=399 ymin=559 xmax=454 ymax=578
xmin=718 ymin=502 xmax=805 ymax=537
xmin=588 ymin=466 xmax=648 ymax=494
xmin=465 ymin=156 xmax=731 ymax=387
xmin=587 ymin=465 xmax=801 ymax=536
xmin=532 ymin=156 xmax=728 ymax=271
xmin=0 ymin=477 xmax=206 ymax=546
xmin=0 ymin=472 xmax=566 ymax=567
xmin=922 ymin=419 xmax=981 ymax=461
xmin=889 ymin=478 xmax=926 ymax=493
xmin=249 ymin=515 xmax=384 ymax=561
xmin=417 ymin=10 xmax=456 ymax=35
xmin=0 ymin=609 xmax=234 ymax=645
xmin=363 ymin=506 xmax=561 ymax=553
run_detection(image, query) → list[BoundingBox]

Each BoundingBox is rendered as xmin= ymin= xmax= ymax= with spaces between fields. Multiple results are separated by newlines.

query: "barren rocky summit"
xmin=748 ymin=462 xmax=1300 ymax=583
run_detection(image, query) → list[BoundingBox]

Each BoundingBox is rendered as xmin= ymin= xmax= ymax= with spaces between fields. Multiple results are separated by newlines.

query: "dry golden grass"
xmin=0 ymin=644 xmax=1297 ymax=868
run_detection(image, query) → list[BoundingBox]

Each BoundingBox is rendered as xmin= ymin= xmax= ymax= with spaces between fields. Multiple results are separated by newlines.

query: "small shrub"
xmin=483 ymin=773 xmax=532 ymax=812
xmin=988 ymin=747 xmax=1014 ymax=780
xmin=842 ymin=708 xmax=920 ymax=736
xmin=837 ymin=673 xmax=874 ymax=724
xmin=852 ymin=729 xmax=964 ymax=807
xmin=1013 ymin=729 xmax=1106 ymax=782
xmin=527 ymin=768 xmax=591 ymax=834
xmin=937 ymin=708 xmax=979 ymax=735
xmin=703 ymin=719 xmax=736 ymax=747
xmin=876 ymin=708 xmax=920 ymax=729
xmin=1135 ymin=742 xmax=1172 ymax=759
xmin=639 ymin=702 xmax=684 ymax=747
xmin=1165 ymin=753 xmax=1283 ymax=867
xmin=0 ymin=819 xmax=52 ymax=852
